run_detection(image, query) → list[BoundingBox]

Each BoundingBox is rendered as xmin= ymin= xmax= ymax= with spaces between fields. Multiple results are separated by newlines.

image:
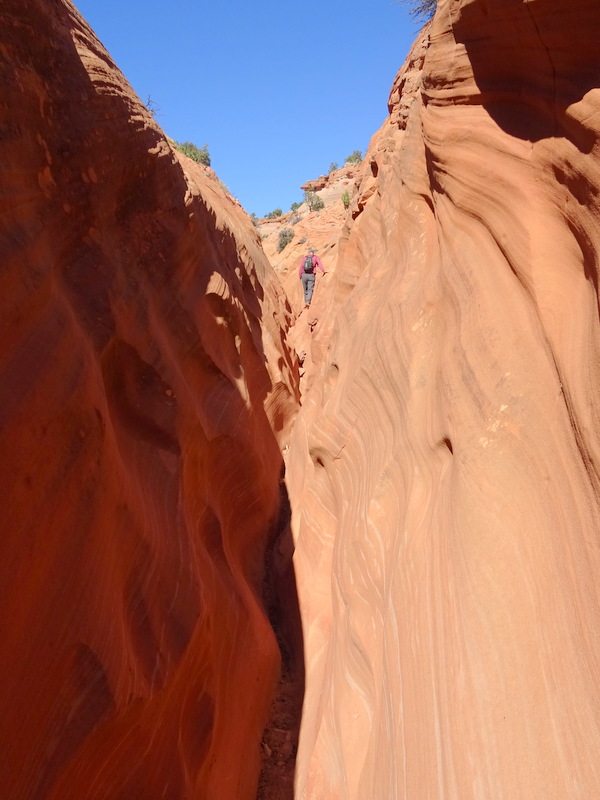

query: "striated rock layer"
xmin=0 ymin=2 xmax=299 ymax=799
xmin=288 ymin=0 xmax=600 ymax=797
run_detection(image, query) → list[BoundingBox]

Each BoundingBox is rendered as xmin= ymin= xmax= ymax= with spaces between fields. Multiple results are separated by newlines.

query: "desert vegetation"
xmin=175 ymin=141 xmax=211 ymax=166
xmin=398 ymin=0 xmax=437 ymax=21
xmin=304 ymin=190 xmax=325 ymax=212
xmin=345 ymin=150 xmax=363 ymax=164
xmin=277 ymin=228 xmax=295 ymax=252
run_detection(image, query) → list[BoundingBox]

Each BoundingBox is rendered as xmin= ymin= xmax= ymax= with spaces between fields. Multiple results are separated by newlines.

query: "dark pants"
xmin=301 ymin=272 xmax=316 ymax=304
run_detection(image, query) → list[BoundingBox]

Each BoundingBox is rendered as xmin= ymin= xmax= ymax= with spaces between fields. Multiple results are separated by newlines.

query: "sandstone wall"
xmin=288 ymin=0 xmax=600 ymax=797
xmin=0 ymin=2 xmax=298 ymax=798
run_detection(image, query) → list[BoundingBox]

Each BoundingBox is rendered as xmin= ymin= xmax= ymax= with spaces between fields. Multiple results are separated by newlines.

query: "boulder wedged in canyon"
xmin=0 ymin=2 xmax=300 ymax=799
xmin=287 ymin=0 xmax=600 ymax=797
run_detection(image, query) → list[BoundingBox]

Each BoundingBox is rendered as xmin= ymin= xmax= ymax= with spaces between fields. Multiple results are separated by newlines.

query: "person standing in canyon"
xmin=299 ymin=248 xmax=326 ymax=308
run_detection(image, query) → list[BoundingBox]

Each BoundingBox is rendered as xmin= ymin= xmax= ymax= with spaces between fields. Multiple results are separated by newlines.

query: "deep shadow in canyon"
xmin=258 ymin=468 xmax=305 ymax=800
xmin=449 ymin=0 xmax=600 ymax=147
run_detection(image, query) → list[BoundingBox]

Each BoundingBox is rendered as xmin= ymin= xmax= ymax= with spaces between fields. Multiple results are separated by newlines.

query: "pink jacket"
xmin=298 ymin=253 xmax=325 ymax=278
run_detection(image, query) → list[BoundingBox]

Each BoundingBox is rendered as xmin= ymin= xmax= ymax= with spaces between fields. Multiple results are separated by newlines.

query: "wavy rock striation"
xmin=0 ymin=2 xmax=299 ymax=799
xmin=288 ymin=0 xmax=600 ymax=797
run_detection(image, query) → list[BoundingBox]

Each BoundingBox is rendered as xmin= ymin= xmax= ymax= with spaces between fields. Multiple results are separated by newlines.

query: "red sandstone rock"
xmin=300 ymin=164 xmax=357 ymax=194
xmin=0 ymin=2 xmax=298 ymax=799
xmin=258 ymin=165 xmax=360 ymax=392
xmin=288 ymin=1 xmax=600 ymax=797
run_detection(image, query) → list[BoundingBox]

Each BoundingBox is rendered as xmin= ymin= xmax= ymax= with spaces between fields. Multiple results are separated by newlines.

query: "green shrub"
xmin=341 ymin=190 xmax=350 ymax=209
xmin=290 ymin=201 xmax=301 ymax=212
xmin=265 ymin=208 xmax=283 ymax=219
xmin=328 ymin=161 xmax=339 ymax=173
xmin=176 ymin=141 xmax=211 ymax=166
xmin=277 ymin=228 xmax=295 ymax=252
xmin=345 ymin=150 xmax=363 ymax=164
xmin=304 ymin=190 xmax=325 ymax=212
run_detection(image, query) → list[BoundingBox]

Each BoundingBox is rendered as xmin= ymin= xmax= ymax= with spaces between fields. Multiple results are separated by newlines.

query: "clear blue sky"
xmin=73 ymin=0 xmax=418 ymax=216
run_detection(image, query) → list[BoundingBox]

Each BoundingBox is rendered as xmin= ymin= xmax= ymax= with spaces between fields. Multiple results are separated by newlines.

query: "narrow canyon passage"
xmin=256 ymin=473 xmax=305 ymax=800
xmin=255 ymin=285 xmax=333 ymax=799
xmin=4 ymin=0 xmax=600 ymax=799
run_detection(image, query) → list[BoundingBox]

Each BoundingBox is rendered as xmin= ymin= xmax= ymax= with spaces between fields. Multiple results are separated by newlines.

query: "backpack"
xmin=303 ymin=255 xmax=314 ymax=273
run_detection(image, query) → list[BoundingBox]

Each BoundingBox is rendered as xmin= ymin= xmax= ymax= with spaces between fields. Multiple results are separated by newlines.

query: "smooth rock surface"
xmin=0 ymin=2 xmax=298 ymax=798
xmin=288 ymin=1 xmax=600 ymax=797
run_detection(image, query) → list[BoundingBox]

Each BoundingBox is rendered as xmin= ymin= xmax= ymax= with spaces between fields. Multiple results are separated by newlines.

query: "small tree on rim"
xmin=304 ymin=190 xmax=324 ymax=212
xmin=345 ymin=150 xmax=363 ymax=164
xmin=397 ymin=0 xmax=437 ymax=22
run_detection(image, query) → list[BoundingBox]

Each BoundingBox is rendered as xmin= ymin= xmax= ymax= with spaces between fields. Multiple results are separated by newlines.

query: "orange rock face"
xmin=0 ymin=2 xmax=299 ymax=799
xmin=288 ymin=1 xmax=600 ymax=797
xmin=258 ymin=165 xmax=360 ymax=393
xmin=258 ymin=168 xmax=358 ymax=313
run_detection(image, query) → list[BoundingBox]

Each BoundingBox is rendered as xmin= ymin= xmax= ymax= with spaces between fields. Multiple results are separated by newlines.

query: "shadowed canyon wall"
xmin=0 ymin=1 xmax=300 ymax=798
xmin=288 ymin=0 xmax=600 ymax=797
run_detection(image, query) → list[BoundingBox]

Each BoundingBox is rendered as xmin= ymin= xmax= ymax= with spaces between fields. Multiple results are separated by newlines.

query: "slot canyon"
xmin=2 ymin=0 xmax=600 ymax=798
